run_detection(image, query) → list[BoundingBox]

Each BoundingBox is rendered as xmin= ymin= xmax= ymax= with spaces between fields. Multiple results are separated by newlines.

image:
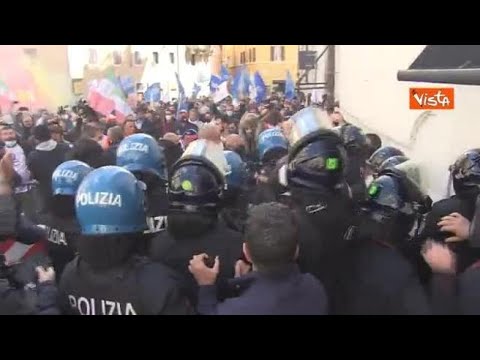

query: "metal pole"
xmin=324 ymin=45 xmax=335 ymax=106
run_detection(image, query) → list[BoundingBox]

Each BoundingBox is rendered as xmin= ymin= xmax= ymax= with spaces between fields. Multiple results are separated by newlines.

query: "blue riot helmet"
xmin=75 ymin=166 xmax=147 ymax=235
xmin=224 ymin=150 xmax=247 ymax=190
xmin=378 ymin=155 xmax=409 ymax=173
xmin=366 ymin=146 xmax=405 ymax=175
xmin=116 ymin=133 xmax=167 ymax=182
xmin=287 ymin=107 xmax=347 ymax=191
xmin=169 ymin=141 xmax=226 ymax=213
xmin=52 ymin=160 xmax=93 ymax=196
xmin=449 ymin=148 xmax=480 ymax=198
xmin=287 ymin=106 xmax=330 ymax=150
xmin=361 ymin=168 xmax=431 ymax=243
xmin=257 ymin=128 xmax=288 ymax=164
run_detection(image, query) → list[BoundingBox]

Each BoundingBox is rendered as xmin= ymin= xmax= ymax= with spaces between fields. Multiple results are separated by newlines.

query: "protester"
xmin=27 ymin=125 xmax=70 ymax=216
xmin=190 ymin=202 xmax=328 ymax=315
xmin=104 ymin=125 xmax=124 ymax=165
xmin=159 ymin=133 xmax=183 ymax=173
xmin=122 ymin=118 xmax=137 ymax=137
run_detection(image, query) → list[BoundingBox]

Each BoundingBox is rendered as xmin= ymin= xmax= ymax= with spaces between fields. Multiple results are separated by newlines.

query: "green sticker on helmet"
xmin=368 ymin=183 xmax=379 ymax=197
xmin=181 ymin=180 xmax=193 ymax=191
xmin=326 ymin=158 xmax=339 ymax=170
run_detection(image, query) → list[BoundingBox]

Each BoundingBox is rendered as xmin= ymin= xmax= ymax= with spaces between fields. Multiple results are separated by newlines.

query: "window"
xmin=248 ymin=49 xmax=252 ymax=63
xmin=133 ymin=51 xmax=142 ymax=66
xmin=88 ymin=48 xmax=98 ymax=65
xmin=113 ymin=51 xmax=122 ymax=65
xmin=271 ymin=46 xmax=284 ymax=61
xmin=252 ymin=48 xmax=256 ymax=62
xmin=153 ymin=52 xmax=159 ymax=64
xmin=169 ymin=52 xmax=175 ymax=64
xmin=240 ymin=51 xmax=246 ymax=64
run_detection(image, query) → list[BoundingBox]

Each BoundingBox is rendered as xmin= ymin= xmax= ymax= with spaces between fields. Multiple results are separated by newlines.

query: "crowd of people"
xmin=0 ymin=92 xmax=478 ymax=315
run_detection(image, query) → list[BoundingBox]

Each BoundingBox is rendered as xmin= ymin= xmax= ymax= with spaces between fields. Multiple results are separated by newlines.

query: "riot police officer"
xmin=37 ymin=160 xmax=93 ymax=278
xmin=58 ymin=166 xmax=191 ymax=315
xmin=333 ymin=124 xmax=369 ymax=203
xmin=421 ymin=149 xmax=480 ymax=274
xmin=365 ymin=146 xmax=405 ymax=181
xmin=285 ymin=107 xmax=355 ymax=300
xmin=332 ymin=170 xmax=431 ymax=314
xmin=250 ymin=128 xmax=289 ymax=205
xmin=221 ymin=150 xmax=248 ymax=233
xmin=149 ymin=140 xmax=243 ymax=305
xmin=377 ymin=155 xmax=409 ymax=173
xmin=116 ymin=133 xmax=168 ymax=253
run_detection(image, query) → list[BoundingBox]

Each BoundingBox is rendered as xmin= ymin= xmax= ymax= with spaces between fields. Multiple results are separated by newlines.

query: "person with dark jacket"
xmin=158 ymin=133 xmax=183 ymax=175
xmin=189 ymin=202 xmax=328 ymax=315
xmin=419 ymin=149 xmax=480 ymax=284
xmin=149 ymin=142 xmax=243 ymax=306
xmin=331 ymin=171 xmax=431 ymax=315
xmin=59 ymin=166 xmax=192 ymax=315
xmin=66 ymin=138 xmax=109 ymax=169
xmin=286 ymin=108 xmax=355 ymax=301
xmin=27 ymin=125 xmax=70 ymax=215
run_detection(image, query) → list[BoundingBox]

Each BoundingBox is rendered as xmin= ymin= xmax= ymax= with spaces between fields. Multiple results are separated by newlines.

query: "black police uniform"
xmin=37 ymin=213 xmax=80 ymax=279
xmin=292 ymin=188 xmax=355 ymax=299
xmin=332 ymin=239 xmax=431 ymax=315
xmin=144 ymin=185 xmax=169 ymax=237
xmin=150 ymin=222 xmax=243 ymax=305
xmin=59 ymin=256 xmax=192 ymax=315
xmin=220 ymin=193 xmax=249 ymax=233
xmin=421 ymin=195 xmax=480 ymax=274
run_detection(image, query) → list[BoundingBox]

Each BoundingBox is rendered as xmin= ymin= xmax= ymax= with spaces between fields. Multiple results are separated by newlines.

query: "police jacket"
xmin=332 ymin=240 xmax=431 ymax=315
xmin=197 ymin=264 xmax=328 ymax=315
xmin=37 ymin=213 xmax=80 ymax=279
xmin=292 ymin=188 xmax=355 ymax=297
xmin=144 ymin=185 xmax=169 ymax=237
xmin=149 ymin=221 xmax=243 ymax=304
xmin=421 ymin=195 xmax=480 ymax=275
xmin=59 ymin=256 xmax=192 ymax=315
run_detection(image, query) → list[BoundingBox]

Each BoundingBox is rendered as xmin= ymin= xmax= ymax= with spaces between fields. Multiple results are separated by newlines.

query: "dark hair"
xmin=49 ymin=124 xmax=64 ymax=135
xmin=33 ymin=125 xmax=51 ymax=142
xmin=262 ymin=110 xmax=283 ymax=127
xmin=245 ymin=202 xmax=298 ymax=273
xmin=68 ymin=138 xmax=106 ymax=168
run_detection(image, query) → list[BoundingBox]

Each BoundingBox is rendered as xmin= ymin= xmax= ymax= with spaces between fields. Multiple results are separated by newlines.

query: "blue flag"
xmin=285 ymin=71 xmax=295 ymax=100
xmin=253 ymin=71 xmax=267 ymax=103
xmin=192 ymin=83 xmax=201 ymax=98
xmin=175 ymin=72 xmax=185 ymax=98
xmin=144 ymin=83 xmax=161 ymax=103
xmin=118 ymin=76 xmax=135 ymax=97
xmin=232 ymin=66 xmax=250 ymax=101
xmin=210 ymin=75 xmax=222 ymax=93
xmin=220 ymin=65 xmax=230 ymax=82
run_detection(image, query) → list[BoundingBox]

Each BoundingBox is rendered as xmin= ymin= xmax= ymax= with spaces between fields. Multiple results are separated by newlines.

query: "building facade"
xmin=0 ymin=45 xmax=73 ymax=111
xmin=68 ymin=45 xmax=215 ymax=100
xmin=221 ymin=45 xmax=298 ymax=91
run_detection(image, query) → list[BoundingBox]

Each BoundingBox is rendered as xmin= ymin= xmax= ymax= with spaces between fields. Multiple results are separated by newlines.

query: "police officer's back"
xmin=421 ymin=149 xmax=480 ymax=274
xmin=249 ymin=128 xmax=289 ymax=205
xmin=37 ymin=160 xmax=92 ymax=279
xmin=285 ymin=107 xmax=355 ymax=298
xmin=332 ymin=171 xmax=431 ymax=315
xmin=59 ymin=166 xmax=191 ymax=315
xmin=149 ymin=141 xmax=243 ymax=304
xmin=221 ymin=150 xmax=248 ymax=233
xmin=116 ymin=133 xmax=169 ymax=252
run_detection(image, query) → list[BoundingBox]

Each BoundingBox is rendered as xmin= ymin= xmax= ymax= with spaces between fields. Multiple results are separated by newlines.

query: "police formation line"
xmin=1 ymin=106 xmax=480 ymax=315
